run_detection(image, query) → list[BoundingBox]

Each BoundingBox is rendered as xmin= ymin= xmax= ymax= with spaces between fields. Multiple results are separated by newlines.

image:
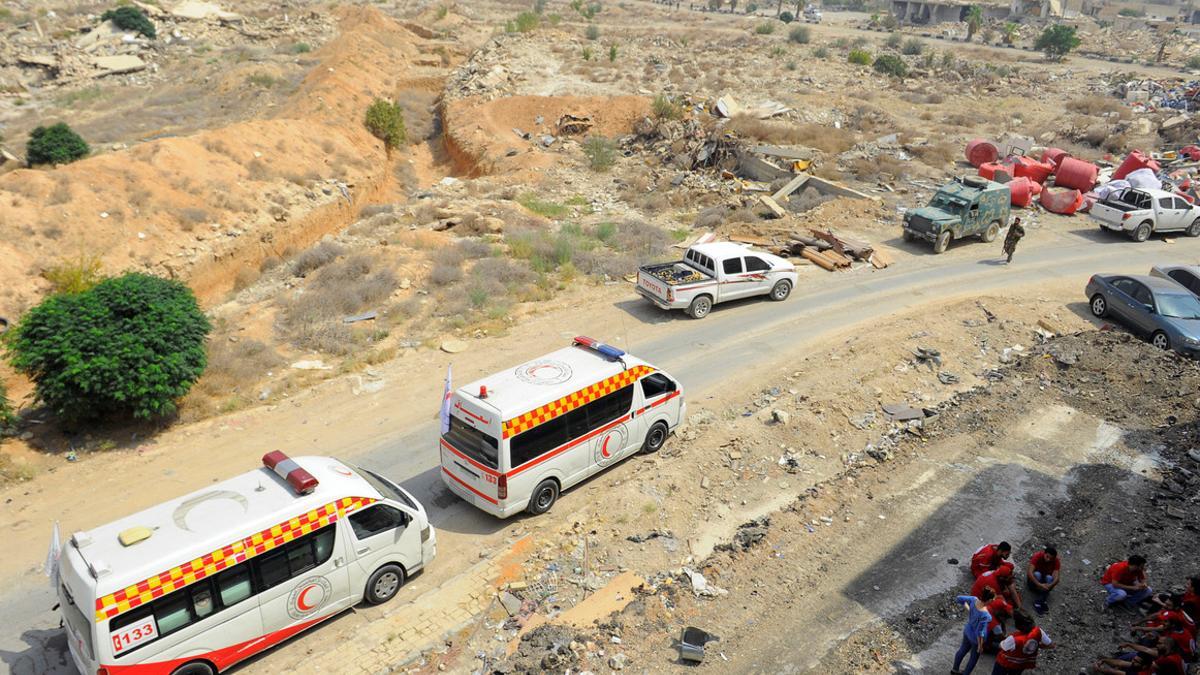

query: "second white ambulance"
xmin=439 ymin=336 xmax=686 ymax=517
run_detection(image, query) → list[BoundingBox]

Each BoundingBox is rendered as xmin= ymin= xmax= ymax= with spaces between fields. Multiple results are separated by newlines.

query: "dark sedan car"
xmin=1086 ymin=273 xmax=1200 ymax=355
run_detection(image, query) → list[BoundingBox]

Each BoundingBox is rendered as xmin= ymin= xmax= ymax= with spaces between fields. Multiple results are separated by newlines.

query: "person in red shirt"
xmin=1091 ymin=652 xmax=1153 ymax=675
xmin=986 ymin=595 xmax=1014 ymax=652
xmin=1103 ymin=555 xmax=1153 ymax=609
xmin=1182 ymin=577 xmax=1200 ymax=621
xmin=992 ymin=610 xmax=1052 ymax=674
xmin=1119 ymin=636 xmax=1186 ymax=675
xmin=973 ymin=563 xmax=1023 ymax=612
xmin=972 ymin=541 xmax=1013 ymax=578
xmin=1135 ymin=594 xmax=1196 ymax=640
xmin=1026 ymin=545 xmax=1061 ymax=615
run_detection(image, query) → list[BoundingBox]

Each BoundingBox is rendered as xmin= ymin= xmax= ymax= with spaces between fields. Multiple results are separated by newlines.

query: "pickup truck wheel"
xmin=902 ymin=230 xmax=915 ymax=242
xmin=769 ymin=280 xmax=792 ymax=301
xmin=981 ymin=221 xmax=1000 ymax=243
xmin=1152 ymin=331 xmax=1170 ymax=351
xmin=1131 ymin=222 xmax=1152 ymax=242
xmin=932 ymin=231 xmax=951 ymax=254
xmin=1090 ymin=294 xmax=1107 ymax=318
xmin=1187 ymin=219 xmax=1200 ymax=237
xmin=687 ymin=295 xmax=712 ymax=319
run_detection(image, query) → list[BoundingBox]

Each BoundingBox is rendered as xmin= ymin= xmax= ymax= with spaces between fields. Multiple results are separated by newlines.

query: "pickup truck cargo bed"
xmin=640 ymin=261 xmax=711 ymax=286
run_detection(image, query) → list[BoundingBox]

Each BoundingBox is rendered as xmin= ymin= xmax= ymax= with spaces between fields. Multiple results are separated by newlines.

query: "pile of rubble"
xmin=1 ymin=1 xmax=332 ymax=91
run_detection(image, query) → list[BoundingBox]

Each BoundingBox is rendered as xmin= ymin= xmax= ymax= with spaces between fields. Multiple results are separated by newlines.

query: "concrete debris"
xmin=440 ymin=339 xmax=468 ymax=354
xmin=682 ymin=567 xmax=728 ymax=597
xmin=556 ymin=113 xmax=593 ymax=135
xmin=290 ymin=359 xmax=331 ymax=370
xmin=714 ymin=95 xmax=789 ymax=119
xmin=91 ymin=55 xmax=147 ymax=76
xmin=169 ymin=1 xmax=241 ymax=21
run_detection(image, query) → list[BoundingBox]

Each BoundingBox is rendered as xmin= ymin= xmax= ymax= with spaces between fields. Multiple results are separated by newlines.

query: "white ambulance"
xmin=439 ymin=336 xmax=686 ymax=518
xmin=56 ymin=452 xmax=435 ymax=675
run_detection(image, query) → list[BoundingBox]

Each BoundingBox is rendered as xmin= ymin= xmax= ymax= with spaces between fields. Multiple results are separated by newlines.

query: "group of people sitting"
xmin=949 ymin=542 xmax=1200 ymax=675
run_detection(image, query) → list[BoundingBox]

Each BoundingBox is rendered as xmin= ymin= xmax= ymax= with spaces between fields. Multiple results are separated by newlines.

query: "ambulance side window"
xmin=587 ymin=385 xmax=635 ymax=428
xmin=349 ymin=504 xmax=409 ymax=539
xmin=640 ymin=374 xmax=676 ymax=399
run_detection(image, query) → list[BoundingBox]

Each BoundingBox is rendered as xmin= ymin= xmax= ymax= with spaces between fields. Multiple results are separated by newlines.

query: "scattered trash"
xmin=679 ymin=626 xmax=719 ymax=663
xmin=342 ymin=310 xmax=377 ymax=324
xmin=682 ymin=567 xmax=728 ymax=598
xmin=937 ymin=371 xmax=960 ymax=385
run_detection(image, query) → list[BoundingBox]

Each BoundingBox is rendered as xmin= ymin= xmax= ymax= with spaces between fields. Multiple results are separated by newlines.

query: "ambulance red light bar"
xmin=573 ymin=335 xmax=625 ymax=360
xmin=262 ymin=451 xmax=319 ymax=495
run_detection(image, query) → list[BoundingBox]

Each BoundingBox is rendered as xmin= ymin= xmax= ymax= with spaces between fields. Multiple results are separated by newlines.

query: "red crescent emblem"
xmin=601 ymin=436 xmax=612 ymax=459
xmin=297 ymin=585 xmax=319 ymax=611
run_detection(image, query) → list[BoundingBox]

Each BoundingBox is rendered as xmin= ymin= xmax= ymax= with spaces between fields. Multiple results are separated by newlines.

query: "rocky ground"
xmin=457 ymin=328 xmax=1200 ymax=674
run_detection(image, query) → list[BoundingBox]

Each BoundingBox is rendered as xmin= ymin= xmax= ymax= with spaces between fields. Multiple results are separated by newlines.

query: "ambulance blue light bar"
xmin=573 ymin=335 xmax=625 ymax=360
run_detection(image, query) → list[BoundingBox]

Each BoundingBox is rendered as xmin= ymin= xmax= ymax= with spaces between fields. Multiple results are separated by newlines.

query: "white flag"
xmin=46 ymin=521 xmax=61 ymax=589
xmin=439 ymin=364 xmax=453 ymax=435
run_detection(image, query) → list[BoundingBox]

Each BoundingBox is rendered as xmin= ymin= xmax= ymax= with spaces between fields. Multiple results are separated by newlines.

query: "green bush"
xmin=1188 ymin=54 xmax=1200 ymax=70
xmin=6 ymin=273 xmax=211 ymax=422
xmin=755 ymin=22 xmax=775 ymax=34
xmin=363 ymin=98 xmax=406 ymax=154
xmin=746 ymin=2 xmax=758 ymax=10
xmin=43 ymin=253 xmax=105 ymax=294
xmin=582 ymin=136 xmax=616 ymax=172
xmin=582 ymin=46 xmax=594 ymax=61
xmin=789 ymin=25 xmax=810 ymax=43
xmin=885 ymin=32 xmax=902 ymax=49
xmin=26 ymin=123 xmax=89 ymax=167
xmin=1117 ymin=7 xmax=1144 ymax=16
xmin=873 ymin=53 xmax=908 ymax=78
xmin=901 ymin=37 xmax=923 ymax=55
xmin=652 ymin=94 xmax=683 ymax=120
xmin=609 ymin=44 xmax=618 ymax=61
xmin=100 ymin=6 xmax=155 ymax=38
xmin=291 ymin=42 xmax=312 ymax=53
xmin=813 ymin=45 xmax=829 ymax=58
xmin=515 ymin=10 xmax=539 ymax=31
xmin=586 ymin=23 xmax=600 ymax=40
xmin=779 ymin=10 xmax=794 ymax=22
xmin=848 ymin=48 xmax=872 ymax=65
xmin=0 ymin=380 xmax=15 ymax=434
xmin=1035 ymin=24 xmax=1080 ymax=60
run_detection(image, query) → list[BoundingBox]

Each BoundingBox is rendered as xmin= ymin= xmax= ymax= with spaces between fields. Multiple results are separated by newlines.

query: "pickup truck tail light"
xmin=1122 ymin=213 xmax=1132 ymax=221
xmin=667 ymin=288 xmax=674 ymax=302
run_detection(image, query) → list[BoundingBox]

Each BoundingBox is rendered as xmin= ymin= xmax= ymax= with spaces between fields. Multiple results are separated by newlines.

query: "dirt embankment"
xmin=0 ymin=6 xmax=433 ymax=315
xmin=442 ymin=94 xmax=649 ymax=177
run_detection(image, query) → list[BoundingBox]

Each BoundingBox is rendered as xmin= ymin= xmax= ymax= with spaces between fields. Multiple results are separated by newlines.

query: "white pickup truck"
xmin=1090 ymin=187 xmax=1200 ymax=241
xmin=636 ymin=242 xmax=798 ymax=319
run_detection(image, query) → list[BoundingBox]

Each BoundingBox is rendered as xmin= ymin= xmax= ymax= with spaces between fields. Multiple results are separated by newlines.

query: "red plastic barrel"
xmin=1113 ymin=150 xmax=1160 ymax=181
xmin=1008 ymin=177 xmax=1041 ymax=207
xmin=966 ymin=139 xmax=999 ymax=168
xmin=1041 ymin=147 xmax=1070 ymax=168
xmin=1054 ymin=157 xmax=1100 ymax=192
xmin=1011 ymin=156 xmax=1054 ymax=184
xmin=1040 ymin=187 xmax=1084 ymax=215
xmin=978 ymin=162 xmax=1011 ymax=181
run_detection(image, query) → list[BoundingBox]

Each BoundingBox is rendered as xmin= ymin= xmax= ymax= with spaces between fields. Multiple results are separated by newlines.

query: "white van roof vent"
xmin=70 ymin=531 xmax=92 ymax=548
xmin=88 ymin=559 xmax=111 ymax=579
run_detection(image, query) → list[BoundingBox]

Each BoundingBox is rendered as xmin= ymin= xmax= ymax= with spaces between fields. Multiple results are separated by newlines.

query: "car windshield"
xmin=930 ymin=196 xmax=964 ymax=214
xmin=358 ymin=467 xmax=417 ymax=509
xmin=1157 ymin=293 xmax=1200 ymax=319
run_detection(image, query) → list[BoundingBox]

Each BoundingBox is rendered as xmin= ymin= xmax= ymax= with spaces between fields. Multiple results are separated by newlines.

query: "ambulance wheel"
xmin=172 ymin=662 xmax=215 ymax=675
xmin=527 ymin=480 xmax=559 ymax=515
xmin=981 ymin=221 xmax=1000 ymax=243
xmin=1187 ymin=218 xmax=1200 ymax=237
xmin=640 ymin=422 xmax=669 ymax=454
xmin=687 ymin=295 xmax=713 ymax=319
xmin=364 ymin=564 xmax=405 ymax=605
xmin=933 ymin=231 xmax=952 ymax=254
xmin=769 ymin=280 xmax=792 ymax=301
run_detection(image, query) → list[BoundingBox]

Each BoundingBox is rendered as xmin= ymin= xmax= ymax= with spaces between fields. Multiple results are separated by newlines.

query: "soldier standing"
xmin=1002 ymin=217 xmax=1025 ymax=264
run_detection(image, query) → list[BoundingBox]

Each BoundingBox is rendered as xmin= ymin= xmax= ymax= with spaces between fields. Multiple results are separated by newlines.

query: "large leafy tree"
xmin=6 ymin=273 xmax=211 ymax=422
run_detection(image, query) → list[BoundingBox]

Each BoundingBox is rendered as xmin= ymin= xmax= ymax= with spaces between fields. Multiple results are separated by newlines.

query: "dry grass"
xmin=182 ymin=337 xmax=284 ymax=421
xmin=848 ymin=155 xmax=908 ymax=181
xmin=728 ymin=116 xmax=856 ymax=155
xmin=277 ymin=254 xmax=399 ymax=354
xmin=1065 ymin=96 xmax=1130 ymax=120
xmin=910 ymin=140 xmax=958 ymax=169
xmin=290 ymin=241 xmax=344 ymax=276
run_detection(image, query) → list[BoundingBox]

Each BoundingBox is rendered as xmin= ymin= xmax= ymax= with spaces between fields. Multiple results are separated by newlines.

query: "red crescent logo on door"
xmin=287 ymin=575 xmax=332 ymax=619
xmin=601 ymin=436 xmax=612 ymax=459
xmin=297 ymin=585 xmax=319 ymax=611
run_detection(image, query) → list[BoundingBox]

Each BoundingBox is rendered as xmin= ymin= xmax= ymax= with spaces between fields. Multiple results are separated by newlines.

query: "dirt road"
xmin=1 ymin=220 xmax=1194 ymax=673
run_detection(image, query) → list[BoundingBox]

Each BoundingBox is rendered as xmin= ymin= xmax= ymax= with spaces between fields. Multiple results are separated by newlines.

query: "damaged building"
xmin=891 ymin=0 xmax=1090 ymax=24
